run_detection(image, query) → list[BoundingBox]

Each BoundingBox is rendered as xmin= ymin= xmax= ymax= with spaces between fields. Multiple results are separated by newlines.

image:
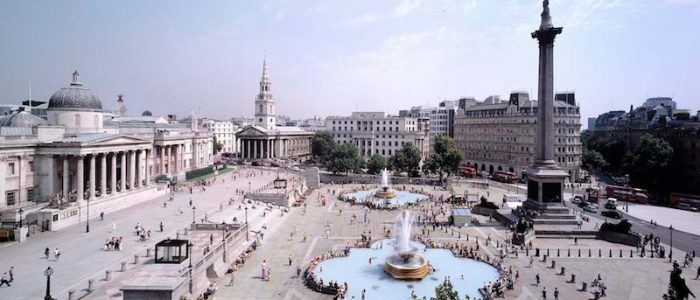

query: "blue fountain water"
xmin=312 ymin=239 xmax=499 ymax=300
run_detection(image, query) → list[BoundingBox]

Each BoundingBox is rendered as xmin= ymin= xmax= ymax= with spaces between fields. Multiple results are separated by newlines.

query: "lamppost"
xmin=222 ymin=224 xmax=227 ymax=262
xmin=44 ymin=266 xmax=54 ymax=300
xmin=624 ymin=174 xmax=630 ymax=213
xmin=669 ymin=225 xmax=674 ymax=262
xmin=86 ymin=198 xmax=90 ymax=233
xmin=192 ymin=206 xmax=196 ymax=224
xmin=18 ymin=207 xmax=24 ymax=228
xmin=245 ymin=206 xmax=249 ymax=241
xmin=188 ymin=242 xmax=193 ymax=293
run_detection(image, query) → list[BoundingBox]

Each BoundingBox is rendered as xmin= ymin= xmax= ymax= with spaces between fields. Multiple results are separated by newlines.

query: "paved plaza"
xmin=1 ymin=172 xmax=699 ymax=300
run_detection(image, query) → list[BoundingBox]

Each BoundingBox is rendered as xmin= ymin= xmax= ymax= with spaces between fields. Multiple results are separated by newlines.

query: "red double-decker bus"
xmin=459 ymin=166 xmax=477 ymax=178
xmin=669 ymin=193 xmax=700 ymax=211
xmin=493 ymin=171 xmax=517 ymax=184
xmin=605 ymin=185 xmax=648 ymax=204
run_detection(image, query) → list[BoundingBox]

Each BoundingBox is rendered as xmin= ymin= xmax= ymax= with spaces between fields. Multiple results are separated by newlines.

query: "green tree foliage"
xmin=367 ymin=153 xmax=386 ymax=175
xmin=213 ymin=136 xmax=223 ymax=154
xmin=431 ymin=280 xmax=461 ymax=300
xmin=623 ymin=134 xmax=674 ymax=193
xmin=311 ymin=132 xmax=336 ymax=164
xmin=582 ymin=147 xmax=607 ymax=172
xmin=390 ymin=142 xmax=422 ymax=177
xmin=424 ymin=136 xmax=463 ymax=181
xmin=325 ymin=143 xmax=364 ymax=175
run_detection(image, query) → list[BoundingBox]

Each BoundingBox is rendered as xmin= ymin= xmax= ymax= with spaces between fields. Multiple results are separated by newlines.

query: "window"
xmin=75 ymin=114 xmax=81 ymax=126
xmin=28 ymin=161 xmax=34 ymax=173
xmin=26 ymin=188 xmax=34 ymax=202
xmin=6 ymin=191 xmax=16 ymax=206
xmin=7 ymin=162 xmax=15 ymax=175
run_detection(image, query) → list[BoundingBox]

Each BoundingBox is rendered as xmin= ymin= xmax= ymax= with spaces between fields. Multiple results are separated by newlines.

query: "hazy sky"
xmin=1 ymin=0 xmax=699 ymax=127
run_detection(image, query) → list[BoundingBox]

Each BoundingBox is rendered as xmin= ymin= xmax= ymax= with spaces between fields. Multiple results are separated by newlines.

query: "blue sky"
xmin=1 ymin=0 xmax=698 ymax=127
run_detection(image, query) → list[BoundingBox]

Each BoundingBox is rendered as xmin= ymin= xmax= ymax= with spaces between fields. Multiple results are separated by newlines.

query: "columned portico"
xmin=111 ymin=153 xmax=117 ymax=194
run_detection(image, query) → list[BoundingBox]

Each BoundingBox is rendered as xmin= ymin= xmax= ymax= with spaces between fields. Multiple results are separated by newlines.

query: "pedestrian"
xmin=210 ymin=233 xmax=214 ymax=245
xmin=535 ymin=273 xmax=540 ymax=287
xmin=100 ymin=211 xmax=104 ymax=221
xmin=0 ymin=273 xmax=10 ymax=287
xmin=696 ymin=266 xmax=700 ymax=280
xmin=288 ymin=255 xmax=292 ymax=266
xmin=179 ymin=207 xmax=183 ymax=215
xmin=529 ymin=256 xmax=534 ymax=267
xmin=227 ymin=272 xmax=234 ymax=287
xmin=362 ymin=288 xmax=366 ymax=299
xmin=542 ymin=287 xmax=547 ymax=299
xmin=8 ymin=266 xmax=14 ymax=282
xmin=159 ymin=222 xmax=164 ymax=232
xmin=44 ymin=247 xmax=50 ymax=259
xmin=54 ymin=248 xmax=60 ymax=261
xmin=554 ymin=287 xmax=559 ymax=300
xmin=296 ymin=266 xmax=301 ymax=277
xmin=574 ymin=237 xmax=578 ymax=245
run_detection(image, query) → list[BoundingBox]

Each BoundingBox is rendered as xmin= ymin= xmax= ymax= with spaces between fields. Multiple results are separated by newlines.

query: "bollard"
xmin=630 ymin=249 xmax=634 ymax=258
xmin=543 ymin=254 xmax=547 ymax=262
xmin=599 ymin=249 xmax=602 ymax=257
xmin=582 ymin=281 xmax=588 ymax=291
xmin=134 ymin=254 xmax=140 ymax=264
xmin=560 ymin=266 xmax=565 ymax=275
xmin=146 ymin=248 xmax=151 ymax=257
xmin=121 ymin=262 xmax=126 ymax=272
xmin=68 ymin=289 xmax=76 ymax=300
xmin=589 ymin=249 xmax=592 ymax=257
xmin=557 ymin=248 xmax=560 ymax=257
xmin=568 ymin=249 xmax=570 ymax=257
xmin=609 ymin=249 xmax=612 ymax=257
xmin=619 ymin=249 xmax=622 ymax=258
xmin=87 ymin=279 xmax=94 ymax=292
xmin=578 ymin=249 xmax=581 ymax=257
xmin=105 ymin=270 xmax=112 ymax=281
xmin=535 ymin=248 xmax=540 ymax=257
xmin=547 ymin=249 xmax=550 ymax=256
xmin=571 ymin=273 xmax=576 ymax=283
xmin=496 ymin=240 xmax=499 ymax=247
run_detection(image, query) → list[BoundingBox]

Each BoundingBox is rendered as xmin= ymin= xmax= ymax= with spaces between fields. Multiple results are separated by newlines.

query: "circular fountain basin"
xmin=384 ymin=251 xmax=430 ymax=280
xmin=312 ymin=239 xmax=499 ymax=299
xmin=343 ymin=190 xmax=427 ymax=207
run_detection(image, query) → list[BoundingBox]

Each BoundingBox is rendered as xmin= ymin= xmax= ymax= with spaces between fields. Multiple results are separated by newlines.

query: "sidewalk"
xmin=625 ymin=203 xmax=700 ymax=235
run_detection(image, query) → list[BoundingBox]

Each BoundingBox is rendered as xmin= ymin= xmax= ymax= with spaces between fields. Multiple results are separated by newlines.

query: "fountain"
xmin=374 ymin=169 xmax=397 ymax=199
xmin=384 ymin=211 xmax=429 ymax=280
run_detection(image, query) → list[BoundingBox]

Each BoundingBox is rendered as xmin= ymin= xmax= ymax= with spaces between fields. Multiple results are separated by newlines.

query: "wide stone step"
xmin=532 ymin=219 xmax=579 ymax=225
xmin=536 ymin=214 xmax=577 ymax=220
xmin=542 ymin=208 xmax=571 ymax=214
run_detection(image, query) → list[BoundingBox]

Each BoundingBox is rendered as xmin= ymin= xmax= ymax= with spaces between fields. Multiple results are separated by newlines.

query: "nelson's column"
xmin=523 ymin=0 xmax=575 ymax=224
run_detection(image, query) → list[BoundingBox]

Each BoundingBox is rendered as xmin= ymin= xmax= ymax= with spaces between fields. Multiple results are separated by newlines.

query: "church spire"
xmin=261 ymin=56 xmax=270 ymax=82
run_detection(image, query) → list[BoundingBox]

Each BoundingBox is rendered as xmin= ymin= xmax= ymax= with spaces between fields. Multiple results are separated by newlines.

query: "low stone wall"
xmin=471 ymin=206 xmax=497 ymax=217
xmin=320 ymin=172 xmax=441 ymax=186
xmin=597 ymin=231 xmax=641 ymax=246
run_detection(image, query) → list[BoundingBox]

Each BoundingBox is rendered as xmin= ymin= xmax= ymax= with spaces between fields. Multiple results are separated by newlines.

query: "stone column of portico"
xmin=111 ymin=153 xmax=117 ymax=194
xmin=134 ymin=150 xmax=140 ymax=188
xmin=253 ymin=140 xmax=257 ymax=159
xmin=63 ymin=156 xmax=70 ymax=200
xmin=89 ymin=154 xmax=96 ymax=200
xmin=142 ymin=149 xmax=149 ymax=186
xmin=100 ymin=153 xmax=107 ymax=197
xmin=129 ymin=150 xmax=136 ymax=189
xmin=245 ymin=140 xmax=250 ymax=159
xmin=180 ymin=144 xmax=185 ymax=171
xmin=120 ymin=152 xmax=126 ymax=192
xmin=76 ymin=156 xmax=85 ymax=202
xmin=46 ymin=155 xmax=55 ymax=196
xmin=165 ymin=146 xmax=170 ymax=174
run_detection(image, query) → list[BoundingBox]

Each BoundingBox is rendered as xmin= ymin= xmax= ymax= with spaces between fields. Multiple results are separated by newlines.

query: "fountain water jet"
xmin=374 ymin=169 xmax=397 ymax=199
xmin=384 ymin=210 xmax=429 ymax=280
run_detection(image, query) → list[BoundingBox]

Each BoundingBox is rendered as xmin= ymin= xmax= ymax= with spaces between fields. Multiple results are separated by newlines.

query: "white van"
xmin=606 ymin=198 xmax=618 ymax=207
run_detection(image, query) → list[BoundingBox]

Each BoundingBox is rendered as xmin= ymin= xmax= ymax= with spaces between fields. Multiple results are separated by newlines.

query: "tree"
xmin=392 ymin=142 xmax=422 ymax=177
xmin=212 ymin=136 xmax=223 ymax=154
xmin=623 ymin=134 xmax=674 ymax=194
xmin=425 ymin=136 xmax=463 ymax=181
xmin=325 ymin=143 xmax=364 ymax=175
xmin=430 ymin=280 xmax=461 ymax=300
xmin=311 ymin=131 xmax=336 ymax=164
xmin=599 ymin=139 xmax=627 ymax=171
xmin=582 ymin=147 xmax=607 ymax=172
xmin=367 ymin=153 xmax=386 ymax=175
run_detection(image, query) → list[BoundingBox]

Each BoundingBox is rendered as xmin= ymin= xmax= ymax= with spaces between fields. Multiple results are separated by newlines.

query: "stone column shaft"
xmin=120 ymin=153 xmax=126 ymax=192
xmin=100 ymin=154 xmax=107 ymax=196
xmin=129 ymin=150 xmax=136 ymax=189
xmin=63 ymin=157 xmax=70 ymax=199
xmin=76 ymin=157 xmax=84 ymax=202
xmin=89 ymin=155 xmax=96 ymax=199
xmin=111 ymin=153 xmax=117 ymax=194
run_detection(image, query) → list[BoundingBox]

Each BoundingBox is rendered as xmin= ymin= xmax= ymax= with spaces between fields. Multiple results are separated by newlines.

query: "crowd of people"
xmin=302 ymin=249 xmax=352 ymax=299
xmin=103 ymin=236 xmax=124 ymax=251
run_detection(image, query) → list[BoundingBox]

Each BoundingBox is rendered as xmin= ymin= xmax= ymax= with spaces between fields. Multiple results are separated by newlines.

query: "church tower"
xmin=254 ymin=57 xmax=276 ymax=130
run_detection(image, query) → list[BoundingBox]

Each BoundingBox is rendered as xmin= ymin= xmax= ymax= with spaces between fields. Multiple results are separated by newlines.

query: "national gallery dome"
xmin=47 ymin=71 xmax=102 ymax=112
xmin=0 ymin=109 xmax=48 ymax=127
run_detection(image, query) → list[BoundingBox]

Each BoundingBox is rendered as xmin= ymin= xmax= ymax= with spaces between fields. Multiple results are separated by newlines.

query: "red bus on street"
xmin=493 ymin=171 xmax=517 ymax=184
xmin=605 ymin=185 xmax=648 ymax=204
xmin=669 ymin=193 xmax=700 ymax=211
xmin=459 ymin=166 xmax=477 ymax=178
xmin=586 ymin=187 xmax=601 ymax=203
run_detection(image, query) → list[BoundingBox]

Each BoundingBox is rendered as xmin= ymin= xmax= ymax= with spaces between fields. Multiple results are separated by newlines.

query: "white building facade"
xmin=325 ymin=112 xmax=430 ymax=160
xmin=202 ymin=119 xmax=238 ymax=155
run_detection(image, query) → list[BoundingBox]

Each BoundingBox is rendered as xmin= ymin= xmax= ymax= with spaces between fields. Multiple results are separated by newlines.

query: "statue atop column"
xmin=540 ymin=0 xmax=553 ymax=29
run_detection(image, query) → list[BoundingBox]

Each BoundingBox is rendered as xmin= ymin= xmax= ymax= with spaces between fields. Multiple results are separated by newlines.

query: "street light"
xmin=188 ymin=242 xmax=193 ymax=293
xmin=624 ymin=174 xmax=630 ymax=213
xmin=44 ymin=266 xmax=54 ymax=300
xmin=86 ymin=198 xmax=91 ymax=233
xmin=192 ymin=206 xmax=196 ymax=224
xmin=245 ymin=206 xmax=249 ymax=241
xmin=669 ymin=225 xmax=674 ymax=262
xmin=18 ymin=207 xmax=24 ymax=228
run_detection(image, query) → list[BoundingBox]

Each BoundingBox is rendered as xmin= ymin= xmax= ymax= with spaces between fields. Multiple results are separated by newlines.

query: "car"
xmin=604 ymin=202 xmax=617 ymax=210
xmin=571 ymin=197 xmax=582 ymax=204
xmin=601 ymin=210 xmax=622 ymax=219
xmin=583 ymin=204 xmax=598 ymax=213
xmin=577 ymin=201 xmax=588 ymax=208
